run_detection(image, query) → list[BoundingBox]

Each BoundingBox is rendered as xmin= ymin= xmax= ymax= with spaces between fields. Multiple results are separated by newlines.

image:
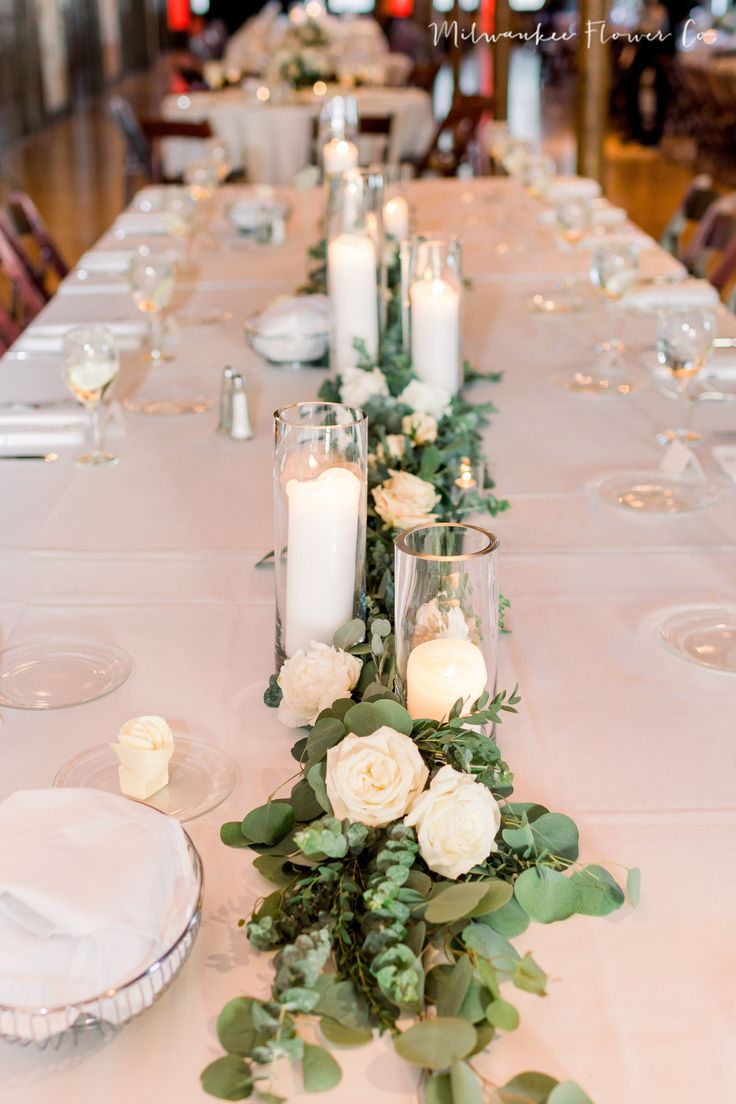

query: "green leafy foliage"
xmin=395 ymin=1018 xmax=477 ymax=1071
xmin=242 ymin=802 xmax=295 ymax=848
xmin=200 ymin=1055 xmax=254 ymax=1100
xmin=302 ymin=1044 xmax=342 ymax=1092
xmin=514 ymin=867 xmax=582 ymax=924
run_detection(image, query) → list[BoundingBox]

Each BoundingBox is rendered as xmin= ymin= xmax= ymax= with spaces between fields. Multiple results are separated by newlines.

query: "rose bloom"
xmin=340 ymin=366 xmax=389 ymax=409
xmin=375 ymin=434 xmax=406 ymax=463
xmin=277 ymin=641 xmax=362 ymax=728
xmin=402 ymin=411 xmax=438 ymax=445
xmin=326 ymin=726 xmax=428 ymax=827
xmin=399 ymin=379 xmax=452 ymax=420
xmin=404 ymin=765 xmax=501 ymax=880
xmin=411 ymin=599 xmax=471 ymax=649
xmin=372 ymin=469 xmax=439 ymax=529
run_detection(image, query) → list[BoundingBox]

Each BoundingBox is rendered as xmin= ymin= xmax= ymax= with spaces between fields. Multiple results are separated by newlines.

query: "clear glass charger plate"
xmin=590 ymin=470 xmax=720 ymax=513
xmin=0 ymin=642 xmax=132 ymax=710
xmin=123 ymin=393 xmax=214 ymax=416
xmin=658 ymin=605 xmax=736 ymax=673
xmin=54 ymin=736 xmax=238 ymax=822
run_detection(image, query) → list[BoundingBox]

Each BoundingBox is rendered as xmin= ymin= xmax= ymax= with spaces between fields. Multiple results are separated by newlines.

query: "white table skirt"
xmin=160 ymin=87 xmax=436 ymax=184
xmin=1 ymin=179 xmax=735 ymax=1103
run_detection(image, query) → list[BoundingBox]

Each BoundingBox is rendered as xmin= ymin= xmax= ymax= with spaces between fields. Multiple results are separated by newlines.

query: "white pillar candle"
xmin=410 ymin=277 xmax=461 ymax=393
xmin=406 ymin=638 xmax=488 ymax=721
xmin=327 ymin=232 xmax=378 ymax=370
xmin=323 ymin=138 xmax=359 ymax=175
xmin=285 ymin=466 xmax=362 ymax=656
xmin=383 ymin=195 xmax=409 ymax=241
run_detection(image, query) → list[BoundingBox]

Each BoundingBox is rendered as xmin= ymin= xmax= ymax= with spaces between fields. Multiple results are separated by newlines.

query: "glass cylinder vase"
xmin=394 ymin=523 xmax=499 ymax=722
xmin=408 ymin=236 xmax=463 ymax=393
xmin=327 ymin=169 xmax=384 ymax=373
xmin=274 ymin=401 xmax=368 ymax=667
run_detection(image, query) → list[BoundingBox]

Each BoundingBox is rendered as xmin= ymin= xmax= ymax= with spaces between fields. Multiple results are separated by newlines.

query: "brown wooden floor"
xmin=0 ymin=54 xmax=707 ymax=266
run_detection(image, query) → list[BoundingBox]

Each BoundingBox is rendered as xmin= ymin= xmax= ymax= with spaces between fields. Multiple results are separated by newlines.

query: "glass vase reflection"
xmin=394 ymin=523 xmax=499 ymax=722
xmin=326 ymin=168 xmax=385 ymax=372
xmin=273 ymin=402 xmax=368 ymax=668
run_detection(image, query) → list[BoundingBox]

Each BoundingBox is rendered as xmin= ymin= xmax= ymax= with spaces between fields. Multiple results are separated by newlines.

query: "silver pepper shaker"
xmin=230 ymin=374 xmax=253 ymax=440
xmin=217 ymin=366 xmax=235 ymax=435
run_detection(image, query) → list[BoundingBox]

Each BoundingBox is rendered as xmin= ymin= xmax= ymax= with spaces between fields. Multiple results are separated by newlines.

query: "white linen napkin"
xmin=620 ymin=279 xmax=720 ymax=312
xmin=0 ymin=430 xmax=85 ymax=449
xmin=76 ymin=250 xmax=137 ymax=275
xmin=0 ymin=407 xmax=87 ymax=428
xmin=0 ymin=788 xmax=198 ymax=1010
xmin=14 ymin=322 xmax=144 ymax=355
xmin=545 ymin=176 xmax=602 ymax=202
xmin=112 ymin=212 xmax=173 ymax=236
xmin=539 ymin=203 xmax=627 ymax=228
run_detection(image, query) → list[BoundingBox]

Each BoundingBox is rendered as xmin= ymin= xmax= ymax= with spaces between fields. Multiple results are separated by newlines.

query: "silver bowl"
xmin=0 ymin=833 xmax=203 ymax=1049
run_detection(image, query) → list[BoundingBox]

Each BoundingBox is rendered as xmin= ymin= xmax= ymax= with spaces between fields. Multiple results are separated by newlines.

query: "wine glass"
xmin=163 ymin=188 xmax=198 ymax=273
xmin=206 ymin=139 xmax=232 ymax=184
xmin=129 ymin=248 xmax=175 ymax=363
xmin=589 ymin=241 xmax=640 ymax=300
xmin=185 ymin=159 xmax=217 ymax=203
xmin=655 ymin=307 xmax=716 ymax=445
xmin=62 ymin=326 xmax=120 ymax=466
xmin=520 ymin=154 xmax=557 ymax=199
xmin=556 ymin=198 xmax=591 ymax=247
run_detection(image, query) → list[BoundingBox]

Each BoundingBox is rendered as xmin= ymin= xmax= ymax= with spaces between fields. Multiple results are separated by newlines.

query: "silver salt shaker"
xmin=217 ymin=366 xmax=235 ymax=434
xmin=230 ymin=374 xmax=253 ymax=440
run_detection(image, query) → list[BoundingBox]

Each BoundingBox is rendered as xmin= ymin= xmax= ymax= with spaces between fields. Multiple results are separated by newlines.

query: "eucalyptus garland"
xmin=200 ymin=237 xmax=638 ymax=1104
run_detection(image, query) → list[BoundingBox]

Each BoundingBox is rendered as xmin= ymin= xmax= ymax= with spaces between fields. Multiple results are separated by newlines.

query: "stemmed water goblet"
xmin=206 ymin=140 xmax=232 ymax=185
xmin=589 ymin=240 xmax=640 ymax=301
xmin=62 ymin=325 xmax=120 ymax=466
xmin=655 ymin=307 xmax=716 ymax=446
xmin=129 ymin=248 xmax=175 ymax=364
xmin=163 ymin=188 xmax=198 ymax=274
xmin=556 ymin=198 xmax=591 ymax=247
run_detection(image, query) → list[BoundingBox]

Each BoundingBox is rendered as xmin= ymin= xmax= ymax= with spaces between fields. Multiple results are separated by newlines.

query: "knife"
xmin=0 ymin=453 xmax=59 ymax=462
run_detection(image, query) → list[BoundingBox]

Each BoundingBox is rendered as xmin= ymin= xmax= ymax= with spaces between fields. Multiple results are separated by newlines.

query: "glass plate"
xmin=658 ymin=605 xmax=736 ymax=673
xmin=123 ymin=394 xmax=214 ymax=416
xmin=591 ymin=470 xmax=719 ymax=513
xmin=53 ymin=736 xmax=238 ymax=821
xmin=0 ymin=642 xmax=132 ymax=710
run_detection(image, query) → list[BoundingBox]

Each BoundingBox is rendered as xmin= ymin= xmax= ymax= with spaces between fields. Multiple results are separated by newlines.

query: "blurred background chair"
xmin=0 ymin=192 xmax=69 ymax=303
xmin=660 ymin=175 xmax=721 ymax=259
xmin=108 ymin=96 xmax=212 ymax=200
xmin=413 ymin=96 xmax=495 ymax=178
xmin=0 ymin=223 xmax=46 ymax=330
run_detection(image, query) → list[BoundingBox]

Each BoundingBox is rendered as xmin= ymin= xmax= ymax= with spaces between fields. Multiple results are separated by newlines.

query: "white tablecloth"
xmin=1 ymin=179 xmax=735 ymax=1102
xmin=161 ymin=87 xmax=435 ymax=184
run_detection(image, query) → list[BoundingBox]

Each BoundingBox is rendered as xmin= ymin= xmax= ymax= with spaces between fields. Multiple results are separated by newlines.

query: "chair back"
xmin=2 ymin=192 xmax=69 ymax=298
xmin=409 ymin=60 xmax=441 ymax=95
xmin=0 ymin=223 xmax=46 ymax=326
xmin=109 ymin=96 xmax=153 ymax=200
xmin=0 ymin=298 xmax=21 ymax=353
xmin=682 ymin=193 xmax=736 ymax=285
xmin=415 ymin=95 xmax=494 ymax=177
xmin=659 ymin=175 xmax=720 ymax=258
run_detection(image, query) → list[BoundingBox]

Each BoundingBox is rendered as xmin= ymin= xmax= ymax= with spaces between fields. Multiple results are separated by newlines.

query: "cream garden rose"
xmin=372 ymin=469 xmax=439 ymax=529
xmin=326 ymin=726 xmax=428 ymax=827
xmin=404 ymin=765 xmax=501 ymax=879
xmin=277 ymin=642 xmax=362 ymax=728
xmin=375 ymin=434 xmax=406 ymax=464
xmin=399 ymin=379 xmax=452 ymax=420
xmin=402 ymin=411 xmax=438 ymax=444
xmin=340 ymin=366 xmax=389 ymax=408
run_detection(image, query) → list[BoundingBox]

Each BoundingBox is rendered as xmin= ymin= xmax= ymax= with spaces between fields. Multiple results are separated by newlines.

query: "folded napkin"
xmin=581 ymin=229 xmax=654 ymax=252
xmin=14 ymin=322 xmax=144 ymax=355
xmin=539 ymin=203 xmax=627 ymax=228
xmin=113 ymin=212 xmax=172 ymax=236
xmin=249 ymin=294 xmax=329 ymax=363
xmin=0 ymin=430 xmax=85 ymax=450
xmin=0 ymin=406 xmax=87 ymax=428
xmin=545 ymin=176 xmax=602 ymax=202
xmin=0 ymin=789 xmax=198 ymax=1011
xmin=76 ymin=251 xmax=136 ymax=275
xmin=620 ymin=279 xmax=720 ymax=312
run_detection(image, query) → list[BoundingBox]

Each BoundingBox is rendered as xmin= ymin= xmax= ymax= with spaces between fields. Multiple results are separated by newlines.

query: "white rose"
xmin=402 ymin=411 xmax=438 ymax=444
xmin=404 ymin=765 xmax=501 ymax=880
xmin=340 ymin=366 xmax=390 ymax=409
xmin=326 ymin=726 xmax=428 ymax=827
xmin=277 ymin=641 xmax=362 ymax=728
xmin=399 ymin=379 xmax=452 ymax=420
xmin=375 ymin=434 xmax=406 ymax=463
xmin=372 ymin=469 xmax=439 ymax=530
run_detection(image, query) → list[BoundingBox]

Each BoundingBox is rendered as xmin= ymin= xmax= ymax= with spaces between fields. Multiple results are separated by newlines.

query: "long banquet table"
xmin=1 ymin=178 xmax=735 ymax=1103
